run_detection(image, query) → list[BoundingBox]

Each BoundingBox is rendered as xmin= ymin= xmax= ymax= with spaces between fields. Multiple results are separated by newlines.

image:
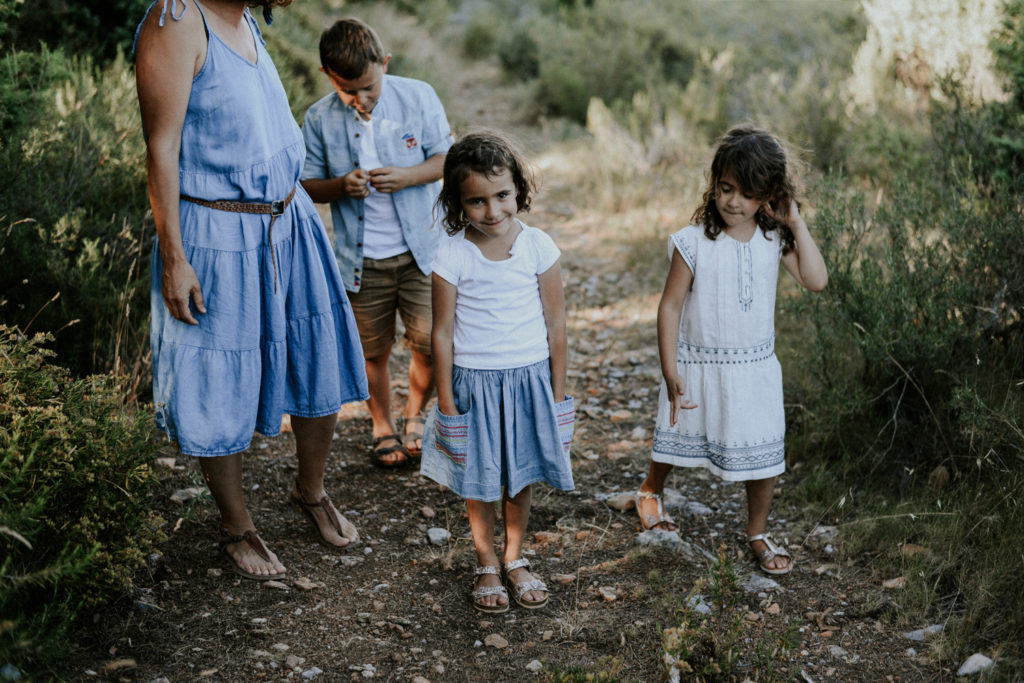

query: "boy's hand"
xmin=342 ymin=168 xmax=370 ymax=198
xmin=368 ymin=166 xmax=411 ymax=194
xmin=665 ymin=373 xmax=697 ymax=426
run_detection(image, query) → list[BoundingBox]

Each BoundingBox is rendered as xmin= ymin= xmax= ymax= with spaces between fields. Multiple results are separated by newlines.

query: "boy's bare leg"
xmin=365 ymin=349 xmax=405 ymax=465
xmin=200 ymin=453 xmax=286 ymax=576
xmin=403 ymin=347 xmax=434 ymax=451
xmin=502 ymin=486 xmax=546 ymax=603
xmin=746 ymin=476 xmax=789 ymax=571
xmin=467 ymin=499 xmax=507 ymax=609
xmin=292 ymin=413 xmax=357 ymax=546
xmin=637 ymin=460 xmax=676 ymax=530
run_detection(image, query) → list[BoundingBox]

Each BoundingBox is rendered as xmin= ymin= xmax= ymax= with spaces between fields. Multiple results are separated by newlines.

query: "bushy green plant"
xmin=0 ymin=326 xmax=164 ymax=676
xmin=0 ymin=50 xmax=150 ymax=381
xmin=5 ymin=0 xmax=151 ymax=64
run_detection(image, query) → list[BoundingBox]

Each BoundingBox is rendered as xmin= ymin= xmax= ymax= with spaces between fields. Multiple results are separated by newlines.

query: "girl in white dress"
xmin=420 ymin=131 xmax=574 ymax=611
xmin=637 ymin=125 xmax=828 ymax=575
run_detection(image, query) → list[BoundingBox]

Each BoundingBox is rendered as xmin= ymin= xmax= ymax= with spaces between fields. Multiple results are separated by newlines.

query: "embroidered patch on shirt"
xmin=403 ymin=133 xmax=418 ymax=149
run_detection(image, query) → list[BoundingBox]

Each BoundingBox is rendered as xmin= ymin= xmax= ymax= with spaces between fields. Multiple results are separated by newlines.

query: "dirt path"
xmin=67 ymin=197 xmax=949 ymax=681
xmin=66 ymin=12 xmax=952 ymax=681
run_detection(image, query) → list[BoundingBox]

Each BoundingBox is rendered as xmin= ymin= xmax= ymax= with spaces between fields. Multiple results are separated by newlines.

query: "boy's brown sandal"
xmin=370 ymin=433 xmax=408 ymax=468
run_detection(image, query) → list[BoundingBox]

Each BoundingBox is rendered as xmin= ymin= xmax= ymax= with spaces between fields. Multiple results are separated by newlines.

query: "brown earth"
xmin=64 ymin=201 xmax=953 ymax=682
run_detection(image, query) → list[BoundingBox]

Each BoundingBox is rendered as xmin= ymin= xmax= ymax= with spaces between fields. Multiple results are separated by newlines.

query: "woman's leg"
xmin=637 ymin=460 xmax=677 ymax=530
xmin=200 ymin=453 xmax=286 ymax=576
xmin=292 ymin=413 xmax=358 ymax=545
xmin=746 ymin=476 xmax=789 ymax=571
xmin=467 ymin=498 xmax=507 ymax=609
xmin=502 ymin=486 xmax=546 ymax=603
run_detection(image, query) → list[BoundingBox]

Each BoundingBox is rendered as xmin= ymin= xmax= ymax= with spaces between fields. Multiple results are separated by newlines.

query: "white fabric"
xmin=432 ymin=221 xmax=560 ymax=369
xmin=651 ymin=225 xmax=786 ymax=481
xmin=356 ymin=115 xmax=406 ymax=259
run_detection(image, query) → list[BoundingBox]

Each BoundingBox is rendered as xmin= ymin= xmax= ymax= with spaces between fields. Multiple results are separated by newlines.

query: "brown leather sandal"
xmin=371 ymin=433 xmax=408 ymax=468
xmin=218 ymin=528 xmax=284 ymax=581
xmin=290 ymin=481 xmax=358 ymax=547
xmin=404 ymin=416 xmax=426 ymax=459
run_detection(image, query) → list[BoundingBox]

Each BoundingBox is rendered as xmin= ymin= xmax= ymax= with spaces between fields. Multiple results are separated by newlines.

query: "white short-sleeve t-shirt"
xmin=432 ymin=221 xmax=560 ymax=370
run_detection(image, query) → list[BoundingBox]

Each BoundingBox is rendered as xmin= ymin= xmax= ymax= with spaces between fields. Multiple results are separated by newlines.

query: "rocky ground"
xmin=63 ymin=200 xmax=958 ymax=682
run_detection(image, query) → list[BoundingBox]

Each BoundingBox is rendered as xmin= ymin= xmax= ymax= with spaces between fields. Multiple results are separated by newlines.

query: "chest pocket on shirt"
xmin=376 ymin=118 xmax=426 ymax=165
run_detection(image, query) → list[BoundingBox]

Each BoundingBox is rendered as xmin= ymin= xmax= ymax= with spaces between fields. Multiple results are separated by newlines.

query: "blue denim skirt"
xmin=419 ymin=360 xmax=575 ymax=502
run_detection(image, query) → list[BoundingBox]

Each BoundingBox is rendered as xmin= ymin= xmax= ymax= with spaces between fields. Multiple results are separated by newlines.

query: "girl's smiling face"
xmin=459 ymin=168 xmax=519 ymax=239
xmin=715 ymin=172 xmax=763 ymax=232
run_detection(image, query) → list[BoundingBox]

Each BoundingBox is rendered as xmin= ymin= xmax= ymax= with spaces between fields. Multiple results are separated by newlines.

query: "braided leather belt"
xmin=180 ymin=186 xmax=296 ymax=292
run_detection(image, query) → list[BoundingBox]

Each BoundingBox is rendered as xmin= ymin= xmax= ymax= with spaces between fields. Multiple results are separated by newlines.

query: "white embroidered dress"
xmin=651 ymin=225 xmax=786 ymax=481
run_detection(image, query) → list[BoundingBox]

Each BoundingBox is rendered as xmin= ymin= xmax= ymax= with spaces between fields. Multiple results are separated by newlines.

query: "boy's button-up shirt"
xmin=301 ymin=74 xmax=453 ymax=292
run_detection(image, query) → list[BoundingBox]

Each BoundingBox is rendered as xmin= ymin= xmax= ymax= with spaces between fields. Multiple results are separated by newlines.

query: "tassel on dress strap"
xmin=132 ymin=0 xmax=188 ymax=54
xmin=157 ymin=0 xmax=188 ymax=27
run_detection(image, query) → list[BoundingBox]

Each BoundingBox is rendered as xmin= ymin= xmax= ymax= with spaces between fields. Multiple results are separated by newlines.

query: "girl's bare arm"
xmin=775 ymin=203 xmax=828 ymax=291
xmin=658 ymin=250 xmax=697 ymax=424
xmin=538 ymin=259 xmax=567 ymax=401
xmin=431 ymin=273 xmax=459 ymax=415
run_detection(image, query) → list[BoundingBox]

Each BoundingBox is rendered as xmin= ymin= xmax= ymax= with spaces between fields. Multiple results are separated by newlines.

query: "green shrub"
xmin=0 ymin=50 xmax=150 ymax=382
xmin=0 ymin=326 xmax=164 ymax=676
xmin=4 ymin=0 xmax=151 ymax=64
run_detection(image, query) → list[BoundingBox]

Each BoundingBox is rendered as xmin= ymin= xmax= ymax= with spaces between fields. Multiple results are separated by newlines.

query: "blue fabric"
xmin=419 ymin=361 xmax=575 ymax=502
xmin=300 ymin=75 xmax=454 ymax=292
xmin=144 ymin=1 xmax=368 ymax=456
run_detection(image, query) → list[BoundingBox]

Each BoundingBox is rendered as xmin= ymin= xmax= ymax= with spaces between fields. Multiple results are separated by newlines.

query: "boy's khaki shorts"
xmin=346 ymin=251 xmax=432 ymax=359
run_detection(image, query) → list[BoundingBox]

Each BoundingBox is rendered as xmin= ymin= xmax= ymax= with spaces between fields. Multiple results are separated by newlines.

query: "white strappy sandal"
xmin=471 ymin=565 xmax=510 ymax=613
xmin=635 ymin=489 xmax=678 ymax=531
xmin=748 ymin=533 xmax=793 ymax=575
xmin=504 ymin=558 xmax=549 ymax=609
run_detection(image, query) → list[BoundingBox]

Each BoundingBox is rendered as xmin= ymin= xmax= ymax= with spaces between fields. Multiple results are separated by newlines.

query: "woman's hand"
xmin=161 ymin=257 xmax=206 ymax=324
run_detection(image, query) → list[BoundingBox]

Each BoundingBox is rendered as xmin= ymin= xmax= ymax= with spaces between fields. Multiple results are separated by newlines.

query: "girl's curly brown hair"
xmin=436 ymin=131 xmax=536 ymax=236
xmin=692 ymin=124 xmax=800 ymax=253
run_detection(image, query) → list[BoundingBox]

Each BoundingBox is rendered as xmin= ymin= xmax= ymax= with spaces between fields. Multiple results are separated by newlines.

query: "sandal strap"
xmin=472 ymin=585 xmax=508 ymax=600
xmin=636 ymin=490 xmax=676 ymax=528
xmin=218 ymin=528 xmax=271 ymax=563
xmin=504 ymin=557 xmax=531 ymax=572
xmin=509 ymin=577 xmax=547 ymax=599
xmin=372 ymin=433 xmax=403 ymax=446
xmin=475 ymin=565 xmax=500 ymax=576
xmin=748 ymin=533 xmax=791 ymax=559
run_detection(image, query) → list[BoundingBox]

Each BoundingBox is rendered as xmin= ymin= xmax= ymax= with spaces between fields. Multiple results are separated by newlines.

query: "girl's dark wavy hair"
xmin=692 ymin=124 xmax=799 ymax=254
xmin=249 ymin=0 xmax=292 ymax=25
xmin=436 ymin=131 xmax=536 ymax=236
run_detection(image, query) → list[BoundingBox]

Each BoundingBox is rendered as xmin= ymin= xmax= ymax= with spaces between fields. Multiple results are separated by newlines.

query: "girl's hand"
xmin=437 ymin=400 xmax=459 ymax=417
xmin=762 ymin=195 xmax=803 ymax=229
xmin=161 ymin=258 xmax=205 ymax=325
xmin=665 ymin=373 xmax=697 ymax=426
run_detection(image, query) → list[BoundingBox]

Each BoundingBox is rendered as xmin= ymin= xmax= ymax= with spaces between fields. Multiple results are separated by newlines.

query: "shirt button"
xmin=354 ymin=161 xmax=359 ymax=167
xmin=355 ymin=133 xmax=360 ymax=138
xmin=356 ymin=242 xmax=362 ymax=247
xmin=358 ymin=216 xmax=364 ymax=221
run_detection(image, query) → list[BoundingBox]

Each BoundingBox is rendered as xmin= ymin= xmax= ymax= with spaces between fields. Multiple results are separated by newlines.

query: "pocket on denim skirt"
xmin=434 ymin=410 xmax=470 ymax=466
xmin=555 ymin=395 xmax=575 ymax=457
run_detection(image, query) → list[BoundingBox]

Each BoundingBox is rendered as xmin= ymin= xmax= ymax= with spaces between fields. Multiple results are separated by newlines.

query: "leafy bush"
xmin=0 ymin=50 xmax=150 ymax=382
xmin=4 ymin=0 xmax=151 ymax=64
xmin=0 ymin=326 xmax=164 ymax=676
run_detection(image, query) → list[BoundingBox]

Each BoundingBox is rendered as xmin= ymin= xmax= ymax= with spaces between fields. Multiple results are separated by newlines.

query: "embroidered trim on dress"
xmin=676 ymin=337 xmax=775 ymax=365
xmin=737 ymin=241 xmax=753 ymax=311
xmin=652 ymin=430 xmax=785 ymax=473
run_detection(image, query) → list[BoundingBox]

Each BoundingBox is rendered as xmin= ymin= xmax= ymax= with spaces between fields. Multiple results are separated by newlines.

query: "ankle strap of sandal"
xmin=475 ymin=565 xmax=500 ymax=576
xmin=504 ymin=558 xmax=531 ymax=571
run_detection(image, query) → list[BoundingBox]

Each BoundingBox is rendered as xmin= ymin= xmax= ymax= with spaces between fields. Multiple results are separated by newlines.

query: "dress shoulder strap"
xmin=132 ymin=0 xmax=194 ymax=53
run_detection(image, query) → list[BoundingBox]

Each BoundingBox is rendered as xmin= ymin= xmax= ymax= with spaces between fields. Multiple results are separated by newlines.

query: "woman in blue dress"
xmin=135 ymin=0 xmax=369 ymax=579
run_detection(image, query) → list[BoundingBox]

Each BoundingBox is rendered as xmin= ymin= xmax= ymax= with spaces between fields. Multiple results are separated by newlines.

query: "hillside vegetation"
xmin=1 ymin=0 xmax=1022 ymax=678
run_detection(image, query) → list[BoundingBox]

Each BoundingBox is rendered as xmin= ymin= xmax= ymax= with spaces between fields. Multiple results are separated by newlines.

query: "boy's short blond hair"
xmin=319 ymin=18 xmax=386 ymax=80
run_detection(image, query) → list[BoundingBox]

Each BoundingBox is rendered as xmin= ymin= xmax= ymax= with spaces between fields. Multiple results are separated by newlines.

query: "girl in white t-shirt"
xmin=419 ymin=131 xmax=574 ymax=613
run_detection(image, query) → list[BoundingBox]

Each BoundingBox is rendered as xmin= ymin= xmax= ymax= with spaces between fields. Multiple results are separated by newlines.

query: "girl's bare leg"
xmin=502 ymin=486 xmax=546 ymax=603
xmin=746 ymin=477 xmax=789 ymax=571
xmin=467 ymin=498 xmax=507 ymax=609
xmin=200 ymin=452 xmax=286 ymax=576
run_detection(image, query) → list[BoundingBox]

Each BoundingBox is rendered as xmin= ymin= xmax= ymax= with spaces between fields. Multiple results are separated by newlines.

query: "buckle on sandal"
xmin=271 ymin=199 xmax=285 ymax=216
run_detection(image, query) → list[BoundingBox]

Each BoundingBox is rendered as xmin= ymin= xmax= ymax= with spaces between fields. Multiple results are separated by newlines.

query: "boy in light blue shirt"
xmin=301 ymin=18 xmax=453 ymax=468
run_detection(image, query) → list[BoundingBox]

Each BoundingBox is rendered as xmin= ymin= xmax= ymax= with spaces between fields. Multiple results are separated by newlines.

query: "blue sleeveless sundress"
xmin=139 ymin=0 xmax=368 ymax=456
